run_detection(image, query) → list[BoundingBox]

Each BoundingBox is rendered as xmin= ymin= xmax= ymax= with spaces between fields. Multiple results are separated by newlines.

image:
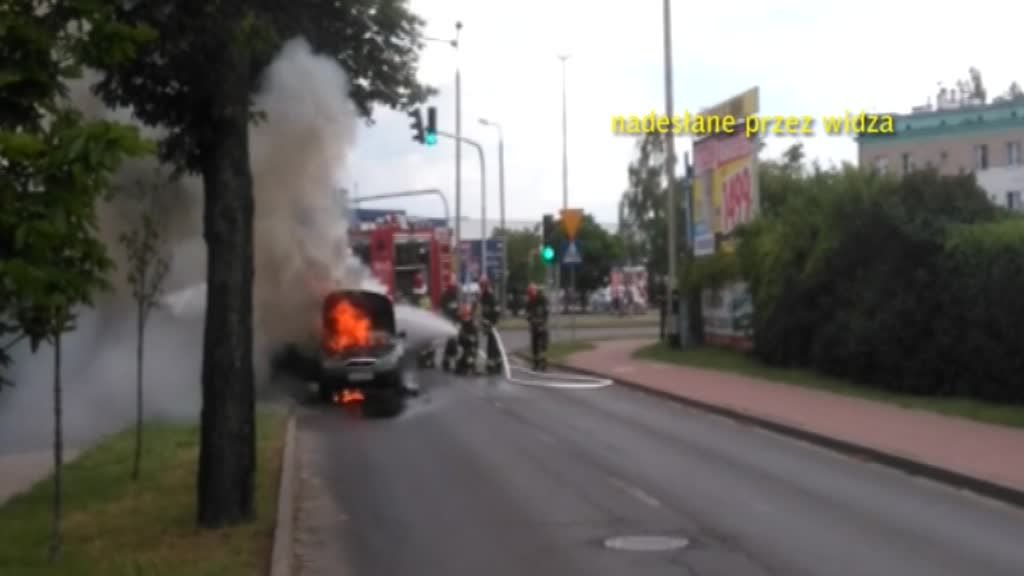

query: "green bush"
xmin=733 ymin=164 xmax=1022 ymax=403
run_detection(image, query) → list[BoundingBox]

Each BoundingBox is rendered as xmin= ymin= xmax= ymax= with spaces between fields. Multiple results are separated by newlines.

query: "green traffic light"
xmin=425 ymin=132 xmax=437 ymax=146
xmin=541 ymin=246 xmax=555 ymax=262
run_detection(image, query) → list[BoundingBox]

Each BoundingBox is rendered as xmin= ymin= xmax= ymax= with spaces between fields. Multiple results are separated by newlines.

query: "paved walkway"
xmin=563 ymin=339 xmax=1024 ymax=494
xmin=0 ymin=449 xmax=82 ymax=506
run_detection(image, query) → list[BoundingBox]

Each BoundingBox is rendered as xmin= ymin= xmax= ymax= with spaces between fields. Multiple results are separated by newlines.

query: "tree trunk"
xmin=49 ymin=333 xmax=63 ymax=561
xmin=196 ymin=35 xmax=256 ymax=528
xmin=132 ymin=302 xmax=144 ymax=481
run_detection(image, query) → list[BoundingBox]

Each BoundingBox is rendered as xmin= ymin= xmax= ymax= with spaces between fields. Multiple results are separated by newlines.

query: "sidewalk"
xmin=0 ymin=449 xmax=82 ymax=506
xmin=561 ymin=339 xmax=1024 ymax=502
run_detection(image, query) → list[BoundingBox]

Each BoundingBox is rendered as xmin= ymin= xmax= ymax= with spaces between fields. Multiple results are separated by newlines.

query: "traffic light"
xmin=541 ymin=214 xmax=555 ymax=263
xmin=425 ymin=106 xmax=437 ymax=146
xmin=409 ymin=109 xmax=424 ymax=144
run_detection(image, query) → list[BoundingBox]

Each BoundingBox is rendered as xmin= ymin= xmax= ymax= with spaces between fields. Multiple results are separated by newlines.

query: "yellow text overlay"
xmin=611 ymin=111 xmax=895 ymax=137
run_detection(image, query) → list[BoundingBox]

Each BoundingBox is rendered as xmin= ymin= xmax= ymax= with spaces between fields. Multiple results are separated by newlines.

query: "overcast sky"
xmin=345 ymin=0 xmax=1021 ymax=228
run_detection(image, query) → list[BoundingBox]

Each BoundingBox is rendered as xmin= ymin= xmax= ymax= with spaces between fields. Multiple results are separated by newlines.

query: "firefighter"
xmin=413 ymin=273 xmax=436 ymax=368
xmin=440 ymin=276 xmax=460 ymax=372
xmin=454 ymin=303 xmax=480 ymax=375
xmin=525 ymin=283 xmax=550 ymax=371
xmin=478 ymin=276 xmax=502 ymax=375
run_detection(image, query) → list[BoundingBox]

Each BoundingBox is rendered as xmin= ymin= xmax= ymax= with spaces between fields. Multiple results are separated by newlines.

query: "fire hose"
xmin=489 ymin=324 xmax=614 ymax=389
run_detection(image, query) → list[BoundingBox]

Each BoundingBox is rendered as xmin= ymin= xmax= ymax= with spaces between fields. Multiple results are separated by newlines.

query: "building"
xmin=858 ymin=97 xmax=1024 ymax=211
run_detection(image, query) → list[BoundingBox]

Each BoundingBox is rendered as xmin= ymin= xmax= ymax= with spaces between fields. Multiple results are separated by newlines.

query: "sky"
xmin=345 ymin=0 xmax=1022 ymax=231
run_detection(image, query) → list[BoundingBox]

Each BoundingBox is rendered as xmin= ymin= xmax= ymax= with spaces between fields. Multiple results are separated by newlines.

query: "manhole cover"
xmin=603 ymin=535 xmax=689 ymax=552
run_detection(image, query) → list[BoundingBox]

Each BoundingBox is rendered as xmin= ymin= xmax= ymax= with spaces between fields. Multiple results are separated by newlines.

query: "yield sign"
xmin=560 ymin=208 xmax=583 ymax=240
xmin=562 ymin=240 xmax=582 ymax=265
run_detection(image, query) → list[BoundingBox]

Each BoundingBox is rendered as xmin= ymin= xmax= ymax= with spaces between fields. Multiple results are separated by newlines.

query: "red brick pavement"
xmin=564 ymin=339 xmax=1024 ymax=494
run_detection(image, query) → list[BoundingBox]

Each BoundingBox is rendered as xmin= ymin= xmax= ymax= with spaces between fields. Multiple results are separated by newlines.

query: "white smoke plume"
xmin=0 ymin=37 xmax=455 ymax=453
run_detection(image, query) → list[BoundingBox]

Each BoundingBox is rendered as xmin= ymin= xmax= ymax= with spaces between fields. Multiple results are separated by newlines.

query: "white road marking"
xmin=607 ymin=475 xmax=663 ymax=509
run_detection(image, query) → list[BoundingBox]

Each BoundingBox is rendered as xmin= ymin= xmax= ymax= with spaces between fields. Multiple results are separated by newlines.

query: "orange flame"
xmin=325 ymin=300 xmax=371 ymax=352
xmin=334 ymin=389 xmax=365 ymax=404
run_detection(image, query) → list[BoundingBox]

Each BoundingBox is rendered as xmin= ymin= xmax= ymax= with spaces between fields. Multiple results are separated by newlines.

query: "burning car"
xmin=314 ymin=289 xmax=410 ymax=417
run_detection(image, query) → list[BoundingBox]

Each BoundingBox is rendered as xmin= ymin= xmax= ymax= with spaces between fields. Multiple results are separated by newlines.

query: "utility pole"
xmin=558 ymin=54 xmax=570 ymax=311
xmin=424 ymin=23 xmax=463 ymax=288
xmin=454 ymin=21 xmax=463 ymax=287
xmin=559 ymin=54 xmax=570 ymax=210
xmin=479 ymin=118 xmax=507 ymax=311
xmin=662 ymin=0 xmax=681 ymax=347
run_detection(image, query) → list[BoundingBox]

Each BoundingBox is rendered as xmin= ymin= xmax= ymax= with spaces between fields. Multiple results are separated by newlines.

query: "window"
xmin=873 ymin=156 xmax=889 ymax=175
xmin=1008 ymin=141 xmax=1022 ymax=166
xmin=902 ymin=153 xmax=912 ymax=175
xmin=975 ymin=144 xmax=989 ymax=170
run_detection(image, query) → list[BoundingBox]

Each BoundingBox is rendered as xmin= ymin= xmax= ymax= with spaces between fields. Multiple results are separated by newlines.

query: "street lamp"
xmin=558 ymin=54 xmax=570 ymax=211
xmin=662 ymin=0 xmax=683 ymax=347
xmin=479 ymin=118 xmax=507 ymax=311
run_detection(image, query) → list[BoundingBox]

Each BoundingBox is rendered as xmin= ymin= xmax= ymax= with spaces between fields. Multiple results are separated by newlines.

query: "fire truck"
xmin=350 ymin=214 xmax=453 ymax=309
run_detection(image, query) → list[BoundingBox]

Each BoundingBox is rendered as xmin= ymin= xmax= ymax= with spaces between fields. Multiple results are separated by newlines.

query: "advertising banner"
xmin=459 ymin=239 xmax=505 ymax=282
xmin=700 ymin=282 xmax=754 ymax=350
xmin=691 ymin=87 xmax=760 ymax=257
xmin=691 ymin=88 xmax=759 ymax=349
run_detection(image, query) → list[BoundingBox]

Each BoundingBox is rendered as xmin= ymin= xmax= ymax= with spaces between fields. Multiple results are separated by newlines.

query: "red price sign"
xmin=721 ymin=166 xmax=753 ymax=233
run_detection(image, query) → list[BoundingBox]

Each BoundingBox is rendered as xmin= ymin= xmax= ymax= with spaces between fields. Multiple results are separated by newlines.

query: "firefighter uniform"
xmin=526 ymin=284 xmax=550 ymax=371
xmin=440 ymin=281 xmax=460 ymax=372
xmin=478 ymin=278 xmax=502 ymax=374
xmin=454 ymin=304 xmax=480 ymax=375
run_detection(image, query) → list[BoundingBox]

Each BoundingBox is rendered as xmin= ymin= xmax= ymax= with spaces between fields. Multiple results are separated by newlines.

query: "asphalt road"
xmin=499 ymin=325 xmax=659 ymax=351
xmin=294 ymin=368 xmax=1024 ymax=576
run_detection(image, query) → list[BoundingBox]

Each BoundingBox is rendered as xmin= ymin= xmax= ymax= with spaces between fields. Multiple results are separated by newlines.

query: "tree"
xmin=619 ymin=132 xmax=667 ymax=272
xmin=119 ymin=179 xmax=171 ymax=482
xmin=550 ymin=213 xmax=623 ymax=308
xmin=501 ymin=227 xmax=543 ymax=295
xmin=88 ymin=1 xmax=433 ymax=526
xmin=0 ymin=2 xmax=152 ymax=559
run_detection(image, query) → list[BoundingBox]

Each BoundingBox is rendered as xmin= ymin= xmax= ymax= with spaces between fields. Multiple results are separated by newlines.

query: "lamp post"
xmin=479 ymin=118 xmax=507 ymax=311
xmin=662 ymin=0 xmax=682 ymax=347
xmin=437 ymin=131 xmax=486 ymax=284
xmin=425 ymin=21 xmax=463 ymax=288
xmin=558 ymin=54 xmax=570 ymax=210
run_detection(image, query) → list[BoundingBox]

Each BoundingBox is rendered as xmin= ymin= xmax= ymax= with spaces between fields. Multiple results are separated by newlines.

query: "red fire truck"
xmin=350 ymin=215 xmax=453 ymax=309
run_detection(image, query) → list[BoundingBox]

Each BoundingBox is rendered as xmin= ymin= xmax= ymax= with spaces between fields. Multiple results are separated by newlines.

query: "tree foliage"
xmin=735 ymin=158 xmax=1022 ymax=403
xmin=501 ymin=227 xmax=544 ymax=297
xmin=550 ymin=213 xmax=623 ymax=304
xmin=85 ymin=0 xmax=434 ymax=527
xmin=1 ymin=1 xmax=152 ymax=382
xmin=0 ymin=1 xmax=152 ymax=559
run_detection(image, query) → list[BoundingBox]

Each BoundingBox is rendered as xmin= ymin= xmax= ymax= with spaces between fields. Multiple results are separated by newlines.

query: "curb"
xmin=549 ymin=359 xmax=1024 ymax=510
xmin=269 ymin=412 xmax=297 ymax=576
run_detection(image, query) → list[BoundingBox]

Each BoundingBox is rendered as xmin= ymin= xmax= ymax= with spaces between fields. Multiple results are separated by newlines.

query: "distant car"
xmin=314 ymin=289 xmax=410 ymax=418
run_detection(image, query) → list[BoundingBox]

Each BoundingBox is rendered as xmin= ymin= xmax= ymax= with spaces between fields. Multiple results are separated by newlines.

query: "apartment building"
xmin=858 ymin=98 xmax=1024 ymax=211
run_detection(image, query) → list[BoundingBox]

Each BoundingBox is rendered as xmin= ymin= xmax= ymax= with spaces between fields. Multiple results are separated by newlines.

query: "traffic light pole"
xmin=350 ymin=189 xmax=450 ymax=224
xmin=437 ymin=131 xmax=486 ymax=284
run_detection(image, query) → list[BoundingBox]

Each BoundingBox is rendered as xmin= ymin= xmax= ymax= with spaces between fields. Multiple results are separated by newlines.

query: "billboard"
xmin=459 ymin=239 xmax=505 ymax=282
xmin=691 ymin=87 xmax=760 ymax=350
xmin=691 ymin=87 xmax=760 ymax=257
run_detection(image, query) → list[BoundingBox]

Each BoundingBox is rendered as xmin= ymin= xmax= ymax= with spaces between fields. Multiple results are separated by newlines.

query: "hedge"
xmin=689 ymin=164 xmax=1023 ymax=404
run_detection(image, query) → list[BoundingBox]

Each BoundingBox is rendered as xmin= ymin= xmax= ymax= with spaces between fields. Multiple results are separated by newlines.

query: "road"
xmin=499 ymin=325 xmax=659 ymax=351
xmin=293 ymin=368 xmax=1024 ymax=576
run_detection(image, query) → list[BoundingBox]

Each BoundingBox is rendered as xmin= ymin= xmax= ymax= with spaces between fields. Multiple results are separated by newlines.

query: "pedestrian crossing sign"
xmin=563 ymin=240 xmax=582 ymax=265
